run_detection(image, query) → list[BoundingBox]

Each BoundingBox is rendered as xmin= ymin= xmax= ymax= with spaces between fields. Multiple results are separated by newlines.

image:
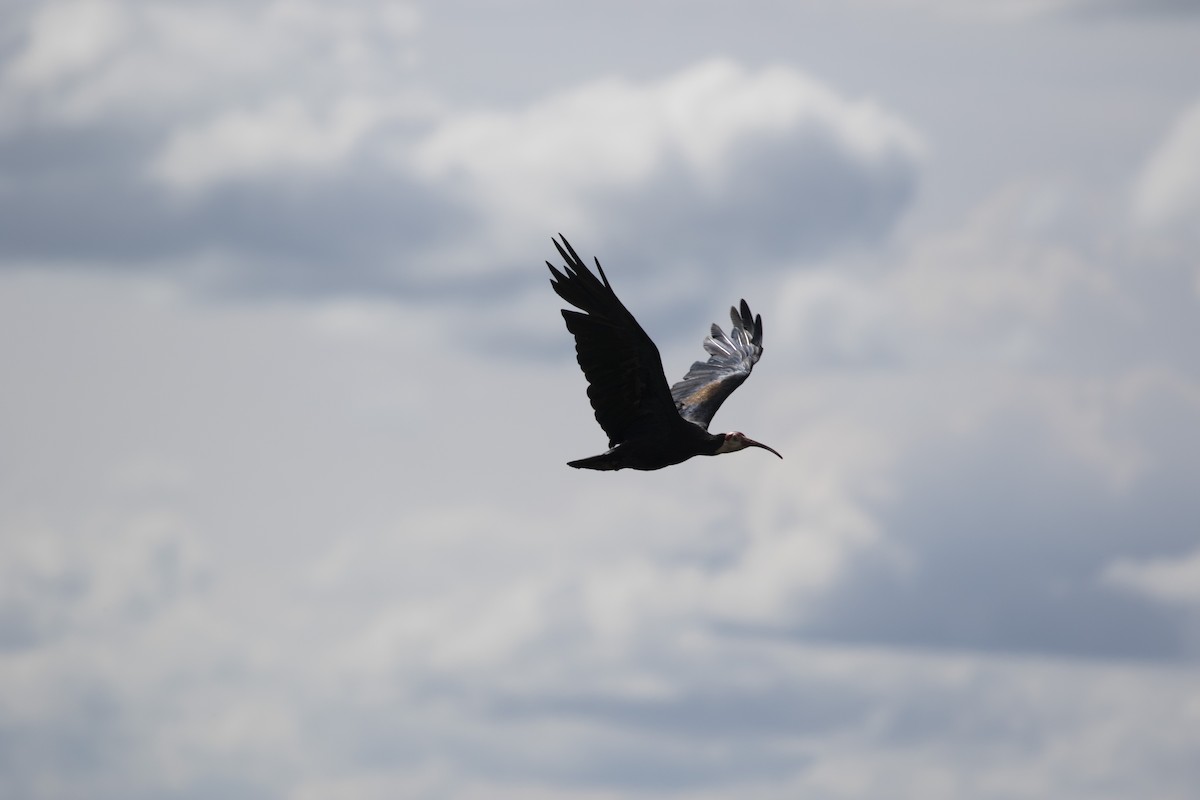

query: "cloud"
xmin=749 ymin=176 xmax=1200 ymax=661
xmin=0 ymin=0 xmax=448 ymax=295
xmin=1104 ymin=547 xmax=1200 ymax=607
xmin=3 ymin=0 xmax=129 ymax=93
xmin=1076 ymin=0 xmax=1200 ymax=17
xmin=1133 ymin=99 xmax=1200 ymax=235
xmin=2 ymin=4 xmax=1198 ymax=798
xmin=773 ymin=180 xmax=1143 ymax=372
xmin=149 ymin=97 xmax=387 ymax=193
xmin=416 ymin=58 xmax=923 ymax=273
xmin=2 ymin=24 xmax=922 ymax=296
xmin=893 ymin=184 xmax=1115 ymax=344
xmin=852 ymin=0 xmax=1200 ymax=19
xmin=800 ymin=374 xmax=1200 ymax=659
xmin=3 ymin=166 xmax=1200 ymax=796
xmin=2 ymin=0 xmax=422 ymax=127
xmin=0 ymin=509 xmax=207 ymax=652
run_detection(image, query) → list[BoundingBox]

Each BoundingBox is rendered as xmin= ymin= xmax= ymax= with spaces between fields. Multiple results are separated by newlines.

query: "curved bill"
xmin=744 ymin=437 xmax=783 ymax=459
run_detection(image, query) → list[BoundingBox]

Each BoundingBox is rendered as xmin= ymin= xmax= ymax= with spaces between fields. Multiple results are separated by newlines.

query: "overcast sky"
xmin=2 ymin=1 xmax=1200 ymax=798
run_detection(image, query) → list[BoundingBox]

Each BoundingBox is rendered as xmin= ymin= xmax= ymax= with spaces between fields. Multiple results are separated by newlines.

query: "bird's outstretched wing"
xmin=670 ymin=299 xmax=764 ymax=430
xmin=548 ymin=235 xmax=679 ymax=447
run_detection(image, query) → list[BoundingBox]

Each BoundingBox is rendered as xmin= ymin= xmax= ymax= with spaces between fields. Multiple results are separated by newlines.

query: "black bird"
xmin=547 ymin=235 xmax=783 ymax=471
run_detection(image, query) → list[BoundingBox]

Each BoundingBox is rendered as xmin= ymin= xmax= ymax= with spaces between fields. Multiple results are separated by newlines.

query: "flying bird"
xmin=547 ymin=235 xmax=782 ymax=471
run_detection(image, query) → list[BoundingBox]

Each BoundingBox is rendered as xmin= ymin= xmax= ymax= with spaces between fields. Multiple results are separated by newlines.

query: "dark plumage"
xmin=547 ymin=235 xmax=781 ymax=471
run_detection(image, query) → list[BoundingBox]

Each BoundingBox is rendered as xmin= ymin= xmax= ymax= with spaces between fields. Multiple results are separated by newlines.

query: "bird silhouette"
xmin=548 ymin=235 xmax=782 ymax=470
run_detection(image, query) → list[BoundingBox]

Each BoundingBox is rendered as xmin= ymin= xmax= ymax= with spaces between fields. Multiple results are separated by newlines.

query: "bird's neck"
xmin=702 ymin=431 xmax=732 ymax=455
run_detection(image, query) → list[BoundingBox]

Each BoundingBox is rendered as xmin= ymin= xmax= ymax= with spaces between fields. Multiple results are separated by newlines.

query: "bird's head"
xmin=716 ymin=431 xmax=783 ymax=459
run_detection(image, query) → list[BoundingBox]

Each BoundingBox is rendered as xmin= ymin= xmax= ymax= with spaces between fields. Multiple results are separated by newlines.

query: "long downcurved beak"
xmin=744 ymin=437 xmax=783 ymax=459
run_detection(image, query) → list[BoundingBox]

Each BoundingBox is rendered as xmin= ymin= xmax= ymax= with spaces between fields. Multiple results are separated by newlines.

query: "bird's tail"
xmin=567 ymin=451 xmax=623 ymax=470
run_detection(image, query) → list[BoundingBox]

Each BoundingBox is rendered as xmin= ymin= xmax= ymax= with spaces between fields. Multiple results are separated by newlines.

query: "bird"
xmin=547 ymin=235 xmax=782 ymax=471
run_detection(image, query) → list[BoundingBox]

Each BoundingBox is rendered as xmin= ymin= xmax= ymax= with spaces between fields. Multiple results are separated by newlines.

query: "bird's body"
xmin=547 ymin=235 xmax=781 ymax=471
xmin=566 ymin=413 xmax=720 ymax=471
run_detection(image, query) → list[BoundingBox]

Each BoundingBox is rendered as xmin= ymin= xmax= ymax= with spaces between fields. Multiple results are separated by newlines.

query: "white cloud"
xmin=150 ymin=96 xmax=386 ymax=192
xmin=1103 ymin=547 xmax=1200 ymax=607
xmin=0 ymin=0 xmax=445 ymax=277
xmin=2 ymin=0 xmax=423 ymax=126
xmin=5 ymin=0 xmax=129 ymax=90
xmin=1133 ymin=99 xmax=1200 ymax=233
xmin=1 ymin=43 xmax=920 ymax=288
xmin=413 ymin=58 xmax=923 ymax=269
xmin=773 ymin=270 xmax=896 ymax=367
xmin=772 ymin=181 xmax=1123 ymax=373
xmin=417 ymin=58 xmax=920 ymax=198
xmin=894 ymin=182 xmax=1116 ymax=347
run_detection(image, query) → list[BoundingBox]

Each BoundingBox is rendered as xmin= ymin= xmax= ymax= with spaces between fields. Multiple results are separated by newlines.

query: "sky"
xmin=2 ymin=0 xmax=1200 ymax=798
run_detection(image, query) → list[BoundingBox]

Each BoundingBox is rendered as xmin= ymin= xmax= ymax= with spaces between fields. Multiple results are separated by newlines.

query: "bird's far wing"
xmin=669 ymin=299 xmax=764 ymax=430
xmin=548 ymin=236 xmax=679 ymax=447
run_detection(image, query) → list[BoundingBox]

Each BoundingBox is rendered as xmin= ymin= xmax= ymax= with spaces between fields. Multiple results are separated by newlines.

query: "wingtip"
xmin=729 ymin=299 xmax=763 ymax=346
xmin=738 ymin=299 xmax=752 ymax=327
xmin=593 ymin=255 xmax=609 ymax=288
xmin=554 ymin=235 xmax=586 ymax=271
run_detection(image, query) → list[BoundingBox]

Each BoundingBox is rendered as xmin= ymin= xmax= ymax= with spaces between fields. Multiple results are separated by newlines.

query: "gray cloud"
xmin=0 ymin=61 xmax=920 ymax=301
xmin=416 ymin=59 xmax=923 ymax=286
xmin=1 ymin=0 xmax=926 ymax=302
xmin=1076 ymin=0 xmax=1200 ymax=17
xmin=757 ymin=178 xmax=1200 ymax=662
xmin=801 ymin=400 xmax=1200 ymax=659
xmin=594 ymin=121 xmax=917 ymax=271
xmin=0 ymin=124 xmax=473 ymax=296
